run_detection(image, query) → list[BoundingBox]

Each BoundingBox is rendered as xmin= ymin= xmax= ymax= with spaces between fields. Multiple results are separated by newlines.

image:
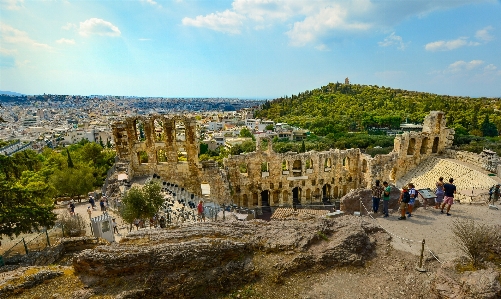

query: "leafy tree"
xmin=239 ymin=127 xmax=253 ymax=138
xmin=120 ymin=182 xmax=164 ymax=229
xmin=49 ymin=166 xmax=95 ymax=201
xmin=0 ymin=179 xmax=57 ymax=239
xmin=265 ymin=124 xmax=274 ymax=131
xmin=481 ymin=115 xmax=498 ymax=137
xmin=300 ymin=140 xmax=306 ymax=153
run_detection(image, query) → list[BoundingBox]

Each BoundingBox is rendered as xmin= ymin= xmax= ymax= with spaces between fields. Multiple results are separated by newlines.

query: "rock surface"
xmin=73 ymin=216 xmax=382 ymax=298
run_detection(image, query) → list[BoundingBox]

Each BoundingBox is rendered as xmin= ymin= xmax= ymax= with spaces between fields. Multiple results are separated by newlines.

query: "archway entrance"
xmin=292 ymin=187 xmax=301 ymax=206
xmin=322 ymin=184 xmax=331 ymax=203
xmin=432 ymin=137 xmax=439 ymax=153
xmin=261 ymin=190 xmax=270 ymax=207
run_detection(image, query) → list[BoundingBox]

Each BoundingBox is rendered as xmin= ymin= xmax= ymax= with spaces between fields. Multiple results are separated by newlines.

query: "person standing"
xmin=435 ymin=177 xmax=445 ymax=209
xmin=407 ymin=183 xmax=417 ymax=217
xmin=371 ymin=180 xmax=384 ymax=213
xmin=112 ymin=218 xmax=119 ymax=234
xmin=441 ymin=178 xmax=456 ymax=216
xmin=382 ymin=181 xmax=391 ymax=217
xmin=87 ymin=206 xmax=92 ymax=219
xmin=197 ymin=200 xmax=205 ymax=222
xmin=398 ymin=185 xmax=410 ymax=220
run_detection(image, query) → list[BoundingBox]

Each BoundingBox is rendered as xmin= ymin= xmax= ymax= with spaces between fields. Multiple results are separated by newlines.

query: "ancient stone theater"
xmin=112 ymin=111 xmax=466 ymax=208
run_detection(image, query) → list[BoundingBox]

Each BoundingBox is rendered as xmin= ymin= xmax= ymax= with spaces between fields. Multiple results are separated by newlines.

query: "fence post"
xmin=45 ymin=229 xmax=51 ymax=247
xmin=416 ymin=239 xmax=426 ymax=272
xmin=22 ymin=238 xmax=28 ymax=255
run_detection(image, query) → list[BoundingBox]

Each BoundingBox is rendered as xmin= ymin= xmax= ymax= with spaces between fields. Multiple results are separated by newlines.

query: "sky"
xmin=0 ymin=0 xmax=500 ymax=98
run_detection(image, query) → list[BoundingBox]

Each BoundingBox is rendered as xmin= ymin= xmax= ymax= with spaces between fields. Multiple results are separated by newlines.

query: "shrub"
xmin=451 ymin=219 xmax=497 ymax=268
xmin=58 ymin=212 xmax=86 ymax=237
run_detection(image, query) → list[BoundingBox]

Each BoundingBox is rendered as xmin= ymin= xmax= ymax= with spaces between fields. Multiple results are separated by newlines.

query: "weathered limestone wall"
xmin=112 ymin=111 xmax=455 ymax=208
xmin=446 ymin=149 xmax=500 ymax=173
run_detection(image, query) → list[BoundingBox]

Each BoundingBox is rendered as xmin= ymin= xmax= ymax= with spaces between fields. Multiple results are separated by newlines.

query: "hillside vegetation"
xmin=256 ymin=83 xmax=501 ymax=136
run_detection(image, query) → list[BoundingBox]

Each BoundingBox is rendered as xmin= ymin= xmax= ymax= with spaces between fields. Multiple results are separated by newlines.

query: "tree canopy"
xmin=120 ymin=182 xmax=164 ymax=225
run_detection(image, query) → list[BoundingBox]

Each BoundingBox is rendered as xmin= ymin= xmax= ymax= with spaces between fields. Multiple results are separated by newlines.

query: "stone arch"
xmin=137 ymin=151 xmax=148 ymax=164
xmin=134 ymin=119 xmax=146 ymax=142
xmin=306 ymin=158 xmax=313 ymax=169
xmin=153 ymin=118 xmax=164 ymax=142
xmin=362 ymin=159 xmax=367 ymax=173
xmin=292 ymin=160 xmax=302 ymax=176
xmin=324 ymin=157 xmax=332 ymax=168
xmin=306 ymin=188 xmax=311 ymax=202
xmin=282 ymin=160 xmax=289 ymax=171
xmin=343 ymin=157 xmax=350 ymax=169
xmin=242 ymin=194 xmax=248 ymax=207
xmin=156 ymin=148 xmax=168 ymax=163
xmin=420 ymin=137 xmax=428 ymax=154
xmin=252 ymin=193 xmax=258 ymax=206
xmin=333 ymin=186 xmax=339 ymax=198
xmin=175 ymin=119 xmax=186 ymax=142
xmin=322 ymin=184 xmax=331 ymax=200
xmin=272 ymin=191 xmax=280 ymax=206
xmin=261 ymin=190 xmax=270 ymax=207
xmin=432 ymin=137 xmax=439 ymax=153
xmin=407 ymin=138 xmax=416 ymax=155
xmin=314 ymin=188 xmax=321 ymax=202
xmin=282 ymin=190 xmax=289 ymax=204
xmin=292 ymin=187 xmax=302 ymax=205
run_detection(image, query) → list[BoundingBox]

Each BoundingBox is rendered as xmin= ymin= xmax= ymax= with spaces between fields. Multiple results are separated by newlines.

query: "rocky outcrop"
xmin=340 ymin=186 xmax=402 ymax=215
xmin=432 ymin=268 xmax=501 ymax=299
xmin=73 ymin=216 xmax=382 ymax=298
xmin=0 ymin=267 xmax=63 ymax=298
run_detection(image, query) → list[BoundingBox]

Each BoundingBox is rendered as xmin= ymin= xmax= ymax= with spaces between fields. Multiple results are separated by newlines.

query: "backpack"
xmin=402 ymin=191 xmax=410 ymax=203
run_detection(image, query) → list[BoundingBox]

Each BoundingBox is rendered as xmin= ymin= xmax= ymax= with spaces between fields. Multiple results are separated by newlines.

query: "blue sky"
xmin=0 ymin=0 xmax=500 ymax=98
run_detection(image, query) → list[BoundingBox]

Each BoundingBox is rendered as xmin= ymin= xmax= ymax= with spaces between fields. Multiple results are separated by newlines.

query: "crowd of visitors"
xmin=371 ymin=177 xmax=458 ymax=220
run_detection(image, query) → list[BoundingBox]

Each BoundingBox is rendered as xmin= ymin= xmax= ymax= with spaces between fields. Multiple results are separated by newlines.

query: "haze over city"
xmin=1 ymin=0 xmax=500 ymax=98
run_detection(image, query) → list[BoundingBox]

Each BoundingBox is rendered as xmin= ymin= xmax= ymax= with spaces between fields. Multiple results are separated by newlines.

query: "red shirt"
xmin=197 ymin=203 xmax=204 ymax=214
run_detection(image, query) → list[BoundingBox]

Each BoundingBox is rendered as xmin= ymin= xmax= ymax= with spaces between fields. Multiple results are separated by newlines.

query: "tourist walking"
xmin=441 ymin=178 xmax=456 ymax=216
xmin=407 ymin=183 xmax=417 ymax=217
xmin=69 ymin=201 xmax=75 ymax=216
xmin=371 ymin=180 xmax=384 ymax=213
xmin=398 ymin=185 xmax=410 ymax=220
xmin=197 ymin=200 xmax=205 ymax=222
xmin=112 ymin=218 xmax=119 ymax=234
xmin=435 ymin=177 xmax=445 ymax=209
xmin=87 ymin=206 xmax=92 ymax=219
xmin=382 ymin=181 xmax=391 ymax=217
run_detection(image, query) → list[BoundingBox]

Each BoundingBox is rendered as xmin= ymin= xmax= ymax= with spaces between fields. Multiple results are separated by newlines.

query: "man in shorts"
xmin=441 ymin=178 xmax=456 ymax=216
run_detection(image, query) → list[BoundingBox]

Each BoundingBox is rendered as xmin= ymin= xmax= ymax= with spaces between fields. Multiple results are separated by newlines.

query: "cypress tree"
xmin=67 ymin=149 xmax=74 ymax=168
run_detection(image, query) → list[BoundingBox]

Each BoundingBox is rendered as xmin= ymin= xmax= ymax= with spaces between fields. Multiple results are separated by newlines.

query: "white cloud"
xmin=62 ymin=22 xmax=77 ymax=31
xmin=315 ymin=44 xmax=329 ymax=51
xmin=56 ymin=38 xmax=75 ymax=45
xmin=79 ymin=18 xmax=121 ymax=37
xmin=182 ymin=10 xmax=244 ymax=34
xmin=141 ymin=0 xmax=161 ymax=7
xmin=0 ymin=22 xmax=52 ymax=50
xmin=378 ymin=32 xmax=408 ymax=50
xmin=447 ymin=60 xmax=484 ymax=73
xmin=475 ymin=25 xmax=494 ymax=42
xmin=0 ymin=0 xmax=24 ymax=10
xmin=484 ymin=64 xmax=497 ymax=71
xmin=286 ymin=4 xmax=372 ymax=46
xmin=425 ymin=37 xmax=469 ymax=51
xmin=182 ymin=0 xmax=495 ymax=46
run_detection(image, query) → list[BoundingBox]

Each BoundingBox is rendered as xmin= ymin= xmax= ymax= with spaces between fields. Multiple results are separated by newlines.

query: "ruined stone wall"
xmin=370 ymin=111 xmax=455 ymax=185
xmin=112 ymin=111 xmax=455 ymax=208
xmin=446 ymin=149 xmax=500 ymax=173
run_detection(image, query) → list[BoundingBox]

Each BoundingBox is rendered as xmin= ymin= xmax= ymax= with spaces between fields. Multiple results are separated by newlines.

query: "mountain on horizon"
xmin=0 ymin=90 xmax=24 ymax=96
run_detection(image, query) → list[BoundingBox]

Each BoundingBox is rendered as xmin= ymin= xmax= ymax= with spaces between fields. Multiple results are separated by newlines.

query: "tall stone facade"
xmin=112 ymin=111 xmax=455 ymax=208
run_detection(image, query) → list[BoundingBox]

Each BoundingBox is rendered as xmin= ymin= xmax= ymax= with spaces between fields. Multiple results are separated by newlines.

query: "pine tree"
xmin=67 ymin=149 xmax=74 ymax=168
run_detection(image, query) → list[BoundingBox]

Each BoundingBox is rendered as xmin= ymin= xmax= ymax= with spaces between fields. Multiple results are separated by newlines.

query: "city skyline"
xmin=1 ymin=0 xmax=500 ymax=98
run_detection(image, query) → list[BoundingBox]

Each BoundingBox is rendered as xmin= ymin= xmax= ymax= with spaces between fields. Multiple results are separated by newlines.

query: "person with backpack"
xmin=407 ymin=183 xmax=417 ymax=217
xmin=371 ymin=180 xmax=384 ymax=213
xmin=398 ymin=185 xmax=410 ymax=220
xmin=382 ymin=181 xmax=391 ymax=218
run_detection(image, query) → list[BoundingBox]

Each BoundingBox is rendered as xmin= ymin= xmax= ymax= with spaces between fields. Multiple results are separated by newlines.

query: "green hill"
xmin=256 ymin=83 xmax=501 ymax=137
